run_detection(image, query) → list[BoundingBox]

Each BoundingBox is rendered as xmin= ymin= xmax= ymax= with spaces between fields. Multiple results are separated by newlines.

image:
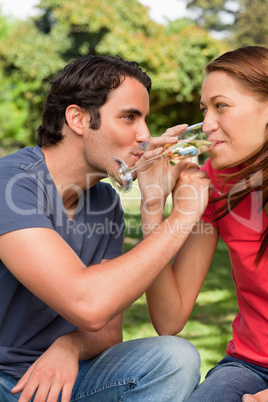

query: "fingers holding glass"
xmin=107 ymin=122 xmax=215 ymax=192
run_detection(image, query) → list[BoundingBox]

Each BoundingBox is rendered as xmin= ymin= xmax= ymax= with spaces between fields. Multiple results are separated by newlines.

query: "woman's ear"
xmin=65 ymin=105 xmax=89 ymax=136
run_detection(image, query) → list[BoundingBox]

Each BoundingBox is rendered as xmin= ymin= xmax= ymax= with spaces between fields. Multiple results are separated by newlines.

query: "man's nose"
xmin=135 ymin=124 xmax=151 ymax=144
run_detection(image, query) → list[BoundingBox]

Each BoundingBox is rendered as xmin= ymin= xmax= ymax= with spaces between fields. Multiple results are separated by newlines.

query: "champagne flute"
xmin=107 ymin=122 xmax=214 ymax=192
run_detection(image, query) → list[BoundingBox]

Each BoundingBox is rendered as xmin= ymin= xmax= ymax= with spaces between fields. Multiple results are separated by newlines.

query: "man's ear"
xmin=65 ymin=105 xmax=89 ymax=136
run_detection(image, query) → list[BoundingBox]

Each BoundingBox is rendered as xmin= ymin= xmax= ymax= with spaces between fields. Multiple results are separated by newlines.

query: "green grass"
xmin=180 ymin=239 xmax=237 ymax=379
xmin=121 ymin=195 xmax=237 ymax=381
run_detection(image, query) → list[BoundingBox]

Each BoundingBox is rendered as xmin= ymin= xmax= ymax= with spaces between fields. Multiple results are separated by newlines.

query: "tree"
xmin=0 ymin=10 xmax=30 ymax=154
xmin=0 ymin=0 xmax=224 ymax=149
xmin=183 ymin=0 xmax=268 ymax=47
xmin=232 ymin=0 xmax=268 ymax=47
xmin=182 ymin=0 xmax=238 ymax=33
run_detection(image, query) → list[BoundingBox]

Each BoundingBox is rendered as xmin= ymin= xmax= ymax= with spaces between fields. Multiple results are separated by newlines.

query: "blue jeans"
xmin=0 ymin=336 xmax=200 ymax=401
xmin=186 ymin=355 xmax=268 ymax=401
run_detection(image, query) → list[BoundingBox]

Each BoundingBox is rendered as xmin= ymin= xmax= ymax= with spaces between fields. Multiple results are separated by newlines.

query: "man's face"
xmin=83 ymin=77 xmax=150 ymax=177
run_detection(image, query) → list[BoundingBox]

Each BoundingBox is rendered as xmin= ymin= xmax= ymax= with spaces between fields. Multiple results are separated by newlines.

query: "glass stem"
xmin=129 ymin=154 xmax=162 ymax=174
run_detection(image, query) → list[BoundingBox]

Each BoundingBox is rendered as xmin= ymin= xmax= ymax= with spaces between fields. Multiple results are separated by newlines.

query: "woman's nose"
xmin=202 ymin=120 xmax=218 ymax=137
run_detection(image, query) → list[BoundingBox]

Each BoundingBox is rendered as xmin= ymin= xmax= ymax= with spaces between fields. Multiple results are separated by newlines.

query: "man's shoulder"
xmin=0 ymin=146 xmax=44 ymax=172
xmin=0 ymin=146 xmax=47 ymax=202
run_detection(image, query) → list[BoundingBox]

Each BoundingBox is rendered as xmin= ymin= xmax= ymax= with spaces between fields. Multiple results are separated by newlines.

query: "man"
xmin=0 ymin=55 xmax=209 ymax=401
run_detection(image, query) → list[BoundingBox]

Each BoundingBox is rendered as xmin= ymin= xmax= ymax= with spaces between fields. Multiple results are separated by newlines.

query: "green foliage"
xmin=184 ymin=0 xmax=268 ymax=47
xmin=183 ymin=0 xmax=237 ymax=31
xmin=0 ymin=7 xmax=15 ymax=38
xmin=0 ymin=17 xmax=68 ymax=147
xmin=0 ymin=78 xmax=28 ymax=144
xmin=0 ymin=0 xmax=224 ymax=150
xmin=232 ymin=0 xmax=268 ymax=47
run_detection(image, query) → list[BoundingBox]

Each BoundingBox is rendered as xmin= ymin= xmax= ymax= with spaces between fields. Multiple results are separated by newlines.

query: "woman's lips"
xmin=210 ymin=140 xmax=224 ymax=149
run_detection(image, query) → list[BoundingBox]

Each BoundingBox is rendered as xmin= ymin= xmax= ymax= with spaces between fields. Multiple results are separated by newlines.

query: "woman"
xmin=140 ymin=46 xmax=268 ymax=402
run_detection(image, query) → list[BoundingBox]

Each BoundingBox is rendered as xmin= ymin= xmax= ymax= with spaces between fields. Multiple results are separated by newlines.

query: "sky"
xmin=0 ymin=0 xmax=187 ymax=24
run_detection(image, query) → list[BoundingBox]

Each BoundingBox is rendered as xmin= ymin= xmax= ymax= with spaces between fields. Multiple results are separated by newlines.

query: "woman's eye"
xmin=216 ymin=103 xmax=226 ymax=109
xmin=200 ymin=108 xmax=207 ymax=115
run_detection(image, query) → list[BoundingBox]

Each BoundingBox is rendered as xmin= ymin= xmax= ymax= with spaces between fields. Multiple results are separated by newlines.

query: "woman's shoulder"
xmin=201 ymin=158 xmax=241 ymax=176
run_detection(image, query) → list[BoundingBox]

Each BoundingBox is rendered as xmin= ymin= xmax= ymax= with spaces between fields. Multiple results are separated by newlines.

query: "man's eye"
xmin=124 ymin=114 xmax=134 ymax=120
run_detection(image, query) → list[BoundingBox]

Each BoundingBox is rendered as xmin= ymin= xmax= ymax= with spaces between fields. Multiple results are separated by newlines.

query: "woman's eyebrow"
xmin=200 ymin=95 xmax=231 ymax=105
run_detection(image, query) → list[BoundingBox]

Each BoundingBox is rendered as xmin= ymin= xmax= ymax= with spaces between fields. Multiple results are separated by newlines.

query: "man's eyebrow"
xmin=119 ymin=108 xmax=149 ymax=118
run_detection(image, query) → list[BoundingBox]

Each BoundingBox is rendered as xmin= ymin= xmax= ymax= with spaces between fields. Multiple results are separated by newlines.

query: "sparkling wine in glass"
xmin=107 ymin=122 xmax=214 ymax=192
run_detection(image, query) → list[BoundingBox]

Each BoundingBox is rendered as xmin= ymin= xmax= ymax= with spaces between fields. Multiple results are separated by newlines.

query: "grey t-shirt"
xmin=0 ymin=146 xmax=125 ymax=378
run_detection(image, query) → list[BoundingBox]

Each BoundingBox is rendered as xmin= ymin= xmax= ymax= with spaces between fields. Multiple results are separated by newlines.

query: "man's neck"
xmin=41 ymin=140 xmax=100 ymax=217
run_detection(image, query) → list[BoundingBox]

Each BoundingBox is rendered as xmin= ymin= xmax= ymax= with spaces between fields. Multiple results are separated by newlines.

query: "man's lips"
xmin=133 ymin=152 xmax=144 ymax=160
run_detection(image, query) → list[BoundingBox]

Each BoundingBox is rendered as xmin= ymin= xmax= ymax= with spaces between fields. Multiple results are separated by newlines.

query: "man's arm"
xmin=0 ymin=163 xmax=211 ymax=333
xmin=12 ymin=314 xmax=123 ymax=402
xmin=0 ymin=126 xmax=211 ymax=334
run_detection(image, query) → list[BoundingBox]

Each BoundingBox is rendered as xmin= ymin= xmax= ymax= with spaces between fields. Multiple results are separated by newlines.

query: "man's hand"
xmin=172 ymin=165 xmax=211 ymax=223
xmin=242 ymin=389 xmax=268 ymax=402
xmin=11 ymin=335 xmax=79 ymax=402
xmin=137 ymin=124 xmax=192 ymax=209
xmin=11 ymin=314 xmax=122 ymax=402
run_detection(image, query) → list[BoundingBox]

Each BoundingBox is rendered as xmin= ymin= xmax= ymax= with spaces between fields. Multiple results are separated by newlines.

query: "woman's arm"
xmin=146 ymin=221 xmax=218 ymax=335
xmin=138 ymin=150 xmax=218 ymax=335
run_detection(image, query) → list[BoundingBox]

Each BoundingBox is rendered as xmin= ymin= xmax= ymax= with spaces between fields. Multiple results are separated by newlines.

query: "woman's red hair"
xmin=205 ymin=46 xmax=268 ymax=265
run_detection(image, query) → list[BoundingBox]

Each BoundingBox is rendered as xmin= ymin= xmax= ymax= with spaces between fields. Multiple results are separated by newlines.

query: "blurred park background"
xmin=0 ymin=0 xmax=266 ymax=379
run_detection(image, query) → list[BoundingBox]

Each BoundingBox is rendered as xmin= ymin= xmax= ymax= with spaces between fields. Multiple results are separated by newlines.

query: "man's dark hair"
xmin=37 ymin=55 xmax=152 ymax=146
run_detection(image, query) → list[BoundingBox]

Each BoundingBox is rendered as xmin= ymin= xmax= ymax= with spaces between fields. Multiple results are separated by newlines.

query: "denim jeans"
xmin=186 ymin=355 xmax=268 ymax=402
xmin=0 ymin=336 xmax=200 ymax=401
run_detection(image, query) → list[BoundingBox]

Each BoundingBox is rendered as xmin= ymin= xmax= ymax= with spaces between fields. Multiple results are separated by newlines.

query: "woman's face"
xmin=200 ymin=71 xmax=268 ymax=170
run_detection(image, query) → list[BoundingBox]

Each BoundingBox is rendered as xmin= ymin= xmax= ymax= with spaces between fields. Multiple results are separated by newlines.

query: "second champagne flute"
xmin=107 ymin=122 xmax=214 ymax=192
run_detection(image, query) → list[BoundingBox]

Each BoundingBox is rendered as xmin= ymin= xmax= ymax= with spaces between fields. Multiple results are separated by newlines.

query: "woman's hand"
xmin=172 ymin=165 xmax=211 ymax=223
